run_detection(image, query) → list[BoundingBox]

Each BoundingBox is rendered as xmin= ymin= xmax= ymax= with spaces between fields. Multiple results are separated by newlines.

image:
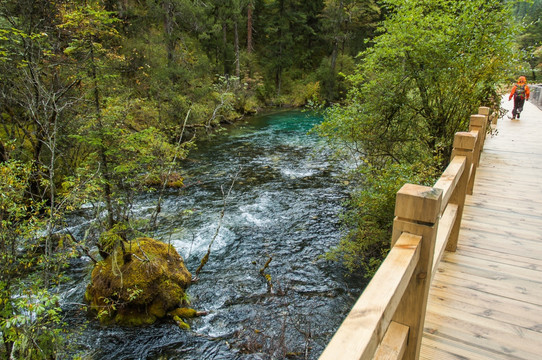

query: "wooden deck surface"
xmin=420 ymin=97 xmax=542 ymax=360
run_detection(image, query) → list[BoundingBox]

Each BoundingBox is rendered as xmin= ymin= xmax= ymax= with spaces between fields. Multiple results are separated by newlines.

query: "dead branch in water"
xmin=149 ymin=109 xmax=194 ymax=230
xmin=194 ymin=170 xmax=240 ymax=279
xmin=259 ymin=256 xmax=273 ymax=293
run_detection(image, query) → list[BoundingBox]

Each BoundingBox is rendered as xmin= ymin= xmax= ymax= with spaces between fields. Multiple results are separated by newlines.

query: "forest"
xmin=0 ymin=0 xmax=541 ymax=358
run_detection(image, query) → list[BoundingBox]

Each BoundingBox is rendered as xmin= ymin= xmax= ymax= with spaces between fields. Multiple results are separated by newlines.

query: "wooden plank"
xmin=458 ymin=228 xmax=542 ymax=254
xmin=460 ymin=221 xmax=542 ymax=245
xmin=431 ymin=270 xmax=542 ymax=307
xmin=462 ymin=214 xmax=542 ymax=241
xmin=465 ymin=195 xmax=542 ymax=210
xmin=473 ymin=179 xmax=542 ymax=188
xmin=453 ymin=131 xmax=477 ymax=150
xmin=319 ymin=233 xmax=421 ymax=360
xmin=475 ymin=164 xmax=542 ymax=174
xmin=474 ymin=166 xmax=542 ymax=178
xmin=439 ymin=252 xmax=542 ymax=283
xmin=464 ymin=196 xmax=542 ymax=217
xmin=466 ymin=185 xmax=542 ymax=200
xmin=477 ymin=156 xmax=542 ymax=166
xmin=466 ymin=191 xmax=542 ymax=208
xmin=455 ymin=246 xmax=542 ymax=271
xmin=472 ymin=185 xmax=542 ymax=198
xmin=478 ymin=106 xmax=491 ymax=116
xmin=373 ymin=321 xmax=409 ymax=360
xmin=463 ymin=219 xmax=542 ymax=237
xmin=427 ymin=286 xmax=542 ymax=332
xmin=424 ymin=308 xmax=542 ymax=359
xmin=436 ymin=249 xmax=542 ymax=294
xmin=421 ymin=332 xmax=516 ymax=360
xmin=433 ymin=156 xmax=466 ymax=214
xmin=470 ymin=180 xmax=542 ymax=196
xmin=432 ymin=203 xmax=458 ymax=278
xmin=457 ymin=229 xmax=542 ymax=261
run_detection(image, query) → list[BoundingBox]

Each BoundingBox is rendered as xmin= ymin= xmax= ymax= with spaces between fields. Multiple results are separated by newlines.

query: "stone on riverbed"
xmin=85 ymin=237 xmax=195 ymax=327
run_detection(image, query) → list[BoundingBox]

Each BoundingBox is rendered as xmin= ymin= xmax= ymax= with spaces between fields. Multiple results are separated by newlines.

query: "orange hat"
xmin=518 ymin=76 xmax=527 ymax=83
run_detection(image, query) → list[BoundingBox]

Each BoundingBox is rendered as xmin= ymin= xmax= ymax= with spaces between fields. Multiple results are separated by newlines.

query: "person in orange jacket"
xmin=508 ymin=76 xmax=530 ymax=119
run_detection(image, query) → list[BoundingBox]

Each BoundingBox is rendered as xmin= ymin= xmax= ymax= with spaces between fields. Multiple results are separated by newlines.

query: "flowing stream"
xmin=62 ymin=110 xmax=365 ymax=359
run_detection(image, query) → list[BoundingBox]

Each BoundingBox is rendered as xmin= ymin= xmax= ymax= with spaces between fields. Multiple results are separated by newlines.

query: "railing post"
xmin=390 ymin=184 xmax=442 ymax=360
xmin=479 ymin=105 xmax=495 ymax=125
xmin=447 ymin=132 xmax=475 ymax=251
xmin=459 ymin=127 xmax=478 ymax=195
xmin=469 ymin=114 xmax=486 ymax=165
xmin=478 ymin=106 xmax=490 ymax=118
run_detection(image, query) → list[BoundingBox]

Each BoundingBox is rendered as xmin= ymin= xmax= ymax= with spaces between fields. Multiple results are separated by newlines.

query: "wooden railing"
xmin=319 ymin=106 xmax=491 ymax=360
xmin=531 ymin=84 xmax=542 ymax=110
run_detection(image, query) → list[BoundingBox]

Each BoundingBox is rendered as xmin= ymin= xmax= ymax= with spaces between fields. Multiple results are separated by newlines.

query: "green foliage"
xmin=514 ymin=0 xmax=542 ymax=80
xmin=291 ymin=80 xmax=322 ymax=107
xmin=325 ymin=161 xmax=438 ymax=277
xmin=319 ymin=0 xmax=517 ymax=275
xmin=318 ymin=0 xmax=381 ymax=100
xmin=316 ymin=54 xmax=357 ymax=102
xmin=1 ymin=285 xmax=65 ymax=359
xmin=0 ymin=160 xmax=45 ymax=281
xmin=0 ymin=160 xmax=73 ymax=358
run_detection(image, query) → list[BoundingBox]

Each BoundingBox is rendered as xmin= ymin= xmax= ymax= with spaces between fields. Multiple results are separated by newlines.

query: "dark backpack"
xmin=515 ymin=84 xmax=526 ymax=99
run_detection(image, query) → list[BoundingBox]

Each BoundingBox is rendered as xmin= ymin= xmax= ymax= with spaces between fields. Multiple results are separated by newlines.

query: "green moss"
xmin=148 ymin=299 xmax=166 ymax=318
xmin=172 ymin=315 xmax=190 ymax=330
xmin=114 ymin=308 xmax=156 ymax=327
xmin=168 ymin=307 xmax=197 ymax=319
xmin=85 ymin=237 xmax=192 ymax=326
xmin=84 ymin=288 xmax=92 ymax=303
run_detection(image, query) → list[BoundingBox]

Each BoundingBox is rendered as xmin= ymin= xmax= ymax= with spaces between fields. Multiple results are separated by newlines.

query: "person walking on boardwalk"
xmin=508 ymin=76 xmax=530 ymax=119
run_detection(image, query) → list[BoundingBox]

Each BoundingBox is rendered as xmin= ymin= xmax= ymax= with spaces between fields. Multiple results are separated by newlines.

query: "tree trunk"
xmin=223 ymin=22 xmax=229 ymax=75
xmin=331 ymin=39 xmax=338 ymax=73
xmin=330 ymin=0 xmax=343 ymax=74
xmin=276 ymin=0 xmax=284 ymax=97
xmin=276 ymin=65 xmax=282 ymax=97
xmin=117 ymin=0 xmax=128 ymax=18
xmin=234 ymin=21 xmax=240 ymax=81
xmin=90 ymin=40 xmax=115 ymax=229
xmin=247 ymin=1 xmax=253 ymax=53
xmin=0 ymin=141 xmax=6 ymax=162
xmin=163 ymin=1 xmax=175 ymax=68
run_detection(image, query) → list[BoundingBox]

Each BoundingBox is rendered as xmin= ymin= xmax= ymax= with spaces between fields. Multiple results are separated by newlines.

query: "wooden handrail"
xmin=319 ymin=232 xmax=422 ymax=360
xmin=319 ymin=107 xmax=491 ymax=360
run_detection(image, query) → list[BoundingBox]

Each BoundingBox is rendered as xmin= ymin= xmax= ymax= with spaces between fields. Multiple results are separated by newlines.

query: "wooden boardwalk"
xmin=420 ymin=97 xmax=542 ymax=359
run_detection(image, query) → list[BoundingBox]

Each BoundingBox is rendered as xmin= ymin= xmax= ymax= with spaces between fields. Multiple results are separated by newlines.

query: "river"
xmin=62 ymin=110 xmax=365 ymax=359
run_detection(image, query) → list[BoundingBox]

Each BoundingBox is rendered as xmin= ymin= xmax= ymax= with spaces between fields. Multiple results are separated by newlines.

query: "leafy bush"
xmin=291 ymin=81 xmax=322 ymax=107
xmin=325 ymin=161 xmax=437 ymax=277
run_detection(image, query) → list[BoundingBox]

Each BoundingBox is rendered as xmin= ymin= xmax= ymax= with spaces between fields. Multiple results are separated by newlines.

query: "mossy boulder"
xmin=85 ymin=237 xmax=192 ymax=326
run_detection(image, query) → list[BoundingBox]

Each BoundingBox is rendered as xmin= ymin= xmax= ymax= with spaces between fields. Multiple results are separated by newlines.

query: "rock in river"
xmin=85 ymin=237 xmax=193 ymax=327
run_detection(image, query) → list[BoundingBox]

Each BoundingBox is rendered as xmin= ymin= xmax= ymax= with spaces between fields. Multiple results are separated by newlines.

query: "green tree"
xmin=319 ymin=0 xmax=381 ymax=100
xmin=318 ymin=0 xmax=517 ymax=276
xmin=0 ymin=159 xmax=69 ymax=358
xmin=60 ymin=2 xmax=194 ymax=260
xmin=515 ymin=0 xmax=542 ymax=80
xmin=0 ymin=0 xmax=90 ymax=293
xmin=257 ymin=0 xmax=316 ymax=96
xmin=60 ymin=2 xmax=123 ymax=230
